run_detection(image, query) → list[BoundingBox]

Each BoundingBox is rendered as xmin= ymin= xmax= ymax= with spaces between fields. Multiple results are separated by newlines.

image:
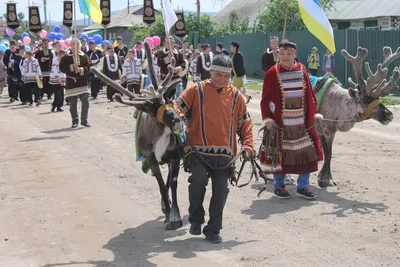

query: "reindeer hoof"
xmin=164 ymin=220 xmax=183 ymax=230
xmin=318 ymin=180 xmax=328 ymax=188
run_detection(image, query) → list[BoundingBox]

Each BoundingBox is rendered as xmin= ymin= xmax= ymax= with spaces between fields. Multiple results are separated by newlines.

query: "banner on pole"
xmin=6 ymin=3 xmax=19 ymax=30
xmin=100 ymin=0 xmax=111 ymax=25
xmin=29 ymin=6 xmax=43 ymax=34
xmin=174 ymin=11 xmax=187 ymax=40
xmin=63 ymin=1 xmax=73 ymax=28
xmin=143 ymin=0 xmax=156 ymax=26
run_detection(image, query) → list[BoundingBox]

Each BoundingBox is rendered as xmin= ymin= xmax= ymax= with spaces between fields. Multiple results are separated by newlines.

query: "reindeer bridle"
xmin=355 ymin=99 xmax=381 ymax=122
xmin=342 ymin=46 xmax=400 ymax=123
xmin=156 ymin=103 xmax=174 ymax=123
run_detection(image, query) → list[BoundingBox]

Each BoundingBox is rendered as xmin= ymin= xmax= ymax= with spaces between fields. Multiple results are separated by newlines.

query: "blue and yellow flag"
xmin=297 ymin=0 xmax=336 ymax=53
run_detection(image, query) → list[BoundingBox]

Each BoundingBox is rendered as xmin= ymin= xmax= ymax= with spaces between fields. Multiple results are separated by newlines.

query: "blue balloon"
xmin=87 ymin=37 xmax=94 ymax=43
xmin=21 ymin=32 xmax=29 ymax=38
xmin=54 ymin=25 xmax=61 ymax=33
xmin=101 ymin=40 xmax=111 ymax=48
xmin=79 ymin=33 xmax=89 ymax=41
xmin=93 ymin=34 xmax=103 ymax=45
xmin=48 ymin=32 xmax=56 ymax=41
xmin=24 ymin=45 xmax=31 ymax=51
xmin=55 ymin=33 xmax=64 ymax=40
xmin=0 ymin=44 xmax=7 ymax=52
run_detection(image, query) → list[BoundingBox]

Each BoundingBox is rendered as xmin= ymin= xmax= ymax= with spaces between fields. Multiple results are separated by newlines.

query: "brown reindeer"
xmin=315 ymin=46 xmax=400 ymax=187
xmin=91 ymin=42 xmax=185 ymax=230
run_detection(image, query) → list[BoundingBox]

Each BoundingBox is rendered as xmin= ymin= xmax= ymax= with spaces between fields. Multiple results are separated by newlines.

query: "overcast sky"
xmin=1 ymin=0 xmax=231 ymax=21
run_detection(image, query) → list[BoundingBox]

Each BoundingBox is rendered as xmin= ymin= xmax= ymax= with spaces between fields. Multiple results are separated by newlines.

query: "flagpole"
xmin=282 ymin=0 xmax=290 ymax=39
xmin=73 ymin=0 xmax=78 ymax=63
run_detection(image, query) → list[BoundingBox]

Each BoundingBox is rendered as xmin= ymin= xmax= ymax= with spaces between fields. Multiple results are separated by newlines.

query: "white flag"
xmin=162 ymin=0 xmax=178 ymax=36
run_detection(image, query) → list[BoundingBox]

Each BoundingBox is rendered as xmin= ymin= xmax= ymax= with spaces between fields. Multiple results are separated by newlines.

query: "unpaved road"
xmin=1 ymin=88 xmax=400 ymax=267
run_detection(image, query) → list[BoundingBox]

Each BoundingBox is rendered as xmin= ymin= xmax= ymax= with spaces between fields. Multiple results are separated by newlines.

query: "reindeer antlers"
xmin=341 ymin=47 xmax=368 ymax=93
xmin=342 ymin=46 xmax=400 ymax=97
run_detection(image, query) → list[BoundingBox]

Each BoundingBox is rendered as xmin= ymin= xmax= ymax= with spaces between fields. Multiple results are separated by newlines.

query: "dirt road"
xmin=1 ymin=89 xmax=399 ymax=267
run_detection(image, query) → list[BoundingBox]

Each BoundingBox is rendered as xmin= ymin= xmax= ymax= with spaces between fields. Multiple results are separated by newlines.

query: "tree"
xmin=128 ymin=14 xmax=165 ymax=44
xmin=256 ymin=0 xmax=334 ymax=32
xmin=213 ymin=10 xmax=252 ymax=35
xmin=181 ymin=13 xmax=215 ymax=38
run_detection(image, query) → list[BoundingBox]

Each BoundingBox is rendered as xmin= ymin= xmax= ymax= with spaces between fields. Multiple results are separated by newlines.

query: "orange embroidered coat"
xmin=259 ymin=63 xmax=323 ymax=174
xmin=174 ymin=81 xmax=254 ymax=160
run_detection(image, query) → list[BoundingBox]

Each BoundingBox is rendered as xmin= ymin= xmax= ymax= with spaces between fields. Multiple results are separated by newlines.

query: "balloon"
xmin=6 ymin=28 xmax=15 ymax=37
xmin=54 ymin=25 xmax=61 ymax=33
xmin=144 ymin=37 xmax=154 ymax=46
xmin=152 ymin=36 xmax=161 ymax=46
xmin=87 ymin=37 xmax=94 ymax=43
xmin=0 ymin=44 xmax=7 ymax=53
xmin=48 ymin=32 xmax=56 ymax=41
xmin=93 ymin=34 xmax=103 ymax=45
xmin=133 ymin=45 xmax=137 ymax=50
xmin=64 ymin=38 xmax=71 ymax=46
xmin=48 ymin=41 xmax=53 ymax=48
xmin=25 ymin=45 xmax=31 ymax=51
xmin=101 ymin=40 xmax=108 ymax=49
xmin=79 ymin=33 xmax=89 ymax=41
xmin=39 ymin=30 xmax=48 ymax=39
xmin=21 ymin=32 xmax=29 ymax=38
xmin=23 ymin=36 xmax=31 ymax=45
xmin=55 ymin=33 xmax=64 ymax=40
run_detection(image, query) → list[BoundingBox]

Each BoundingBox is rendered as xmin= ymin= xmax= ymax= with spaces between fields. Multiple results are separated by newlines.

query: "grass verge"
xmin=380 ymin=96 xmax=400 ymax=106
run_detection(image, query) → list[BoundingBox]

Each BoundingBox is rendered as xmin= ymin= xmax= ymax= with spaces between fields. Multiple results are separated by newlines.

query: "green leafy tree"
xmin=256 ymin=0 xmax=334 ymax=32
xmin=128 ymin=14 xmax=165 ymax=44
xmin=213 ymin=10 xmax=252 ymax=35
xmin=184 ymin=13 xmax=215 ymax=38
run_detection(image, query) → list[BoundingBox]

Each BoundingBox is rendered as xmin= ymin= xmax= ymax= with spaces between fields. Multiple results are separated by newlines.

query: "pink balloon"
xmin=144 ymin=37 xmax=154 ymax=46
xmin=64 ymin=38 xmax=71 ymax=46
xmin=59 ymin=40 xmax=66 ymax=49
xmin=39 ymin=30 xmax=47 ymax=39
xmin=152 ymin=36 xmax=161 ymax=46
xmin=133 ymin=44 xmax=137 ymax=50
xmin=23 ymin=36 xmax=31 ymax=45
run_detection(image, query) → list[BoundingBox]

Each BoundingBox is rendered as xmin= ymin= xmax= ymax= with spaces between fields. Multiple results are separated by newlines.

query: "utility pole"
xmin=128 ymin=0 xmax=129 ymax=14
xmin=196 ymin=0 xmax=200 ymax=31
xmin=43 ymin=0 xmax=47 ymax=25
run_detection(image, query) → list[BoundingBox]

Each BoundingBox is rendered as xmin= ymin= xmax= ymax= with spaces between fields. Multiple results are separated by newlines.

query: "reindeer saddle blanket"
xmin=309 ymin=73 xmax=341 ymax=111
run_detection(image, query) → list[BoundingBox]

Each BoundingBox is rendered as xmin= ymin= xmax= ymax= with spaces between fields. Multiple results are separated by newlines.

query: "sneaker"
xmin=81 ymin=122 xmax=91 ymax=127
xmin=296 ymin=187 xmax=317 ymax=200
xmin=189 ymin=223 xmax=201 ymax=236
xmin=36 ymin=101 xmax=41 ymax=107
xmin=204 ymin=232 xmax=222 ymax=244
xmin=56 ymin=107 xmax=64 ymax=112
xmin=273 ymin=187 xmax=291 ymax=199
xmin=51 ymin=106 xmax=56 ymax=112
xmin=71 ymin=123 xmax=78 ymax=128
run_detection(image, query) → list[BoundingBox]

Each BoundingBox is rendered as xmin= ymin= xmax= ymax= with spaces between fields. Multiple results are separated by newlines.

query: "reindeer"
xmin=91 ymin=42 xmax=185 ymax=230
xmin=315 ymin=46 xmax=400 ymax=187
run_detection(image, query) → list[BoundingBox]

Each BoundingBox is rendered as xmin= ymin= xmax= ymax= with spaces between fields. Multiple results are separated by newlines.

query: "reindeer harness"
xmin=355 ymin=99 xmax=381 ymax=122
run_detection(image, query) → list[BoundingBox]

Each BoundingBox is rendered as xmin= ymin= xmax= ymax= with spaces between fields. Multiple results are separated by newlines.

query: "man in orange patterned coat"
xmin=174 ymin=55 xmax=255 ymax=243
xmin=259 ymin=40 xmax=324 ymax=200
